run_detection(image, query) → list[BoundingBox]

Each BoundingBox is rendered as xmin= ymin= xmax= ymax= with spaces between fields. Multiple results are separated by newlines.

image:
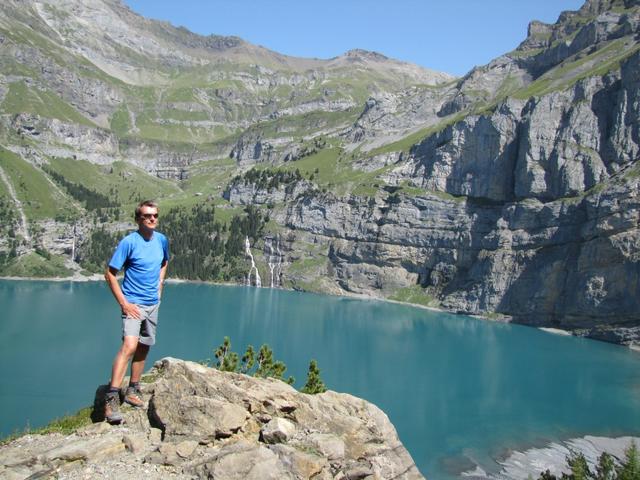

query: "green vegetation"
xmin=537 ymin=441 xmax=640 ymax=479
xmin=508 ymin=47 xmax=545 ymax=58
xmin=287 ymin=256 xmax=327 ymax=275
xmin=87 ymin=203 xmax=266 ymax=282
xmin=176 ymin=157 xmax=238 ymax=202
xmin=133 ymin=110 xmax=217 ymax=144
xmin=78 ymin=227 xmax=124 ymax=273
xmin=0 ymin=407 xmax=93 ymax=445
xmin=2 ymin=81 xmax=95 ymax=127
xmin=211 ymin=336 xmax=293 ymax=384
xmin=390 ymin=285 xmax=439 ymax=308
xmin=109 ymin=106 xmax=132 ymax=136
xmin=31 ymin=407 xmax=93 ymax=436
xmin=230 ymin=167 xmax=303 ymax=193
xmin=0 ymin=147 xmax=76 ymax=220
xmin=301 ymin=360 xmax=327 ymax=394
xmin=0 ymin=196 xmax=19 ymax=243
xmin=0 ymin=251 xmax=72 ymax=278
xmin=43 ymin=166 xmax=119 ymax=213
xmin=46 ymin=157 xmax=181 ymax=211
xmin=242 ymin=108 xmax=359 ymax=141
xmin=281 ymin=147 xmax=341 ymax=185
xmin=0 ymin=24 xmax=70 ymax=71
xmin=209 ymin=336 xmax=327 ymax=393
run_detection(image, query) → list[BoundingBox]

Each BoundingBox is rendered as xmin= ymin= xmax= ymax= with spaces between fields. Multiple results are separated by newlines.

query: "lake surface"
xmin=1 ymin=280 xmax=639 ymax=479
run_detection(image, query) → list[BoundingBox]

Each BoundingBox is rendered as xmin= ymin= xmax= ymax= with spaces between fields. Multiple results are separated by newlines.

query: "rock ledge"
xmin=0 ymin=357 xmax=424 ymax=479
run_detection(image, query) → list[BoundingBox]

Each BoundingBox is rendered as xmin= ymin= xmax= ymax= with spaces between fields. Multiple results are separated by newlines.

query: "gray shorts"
xmin=122 ymin=303 xmax=160 ymax=346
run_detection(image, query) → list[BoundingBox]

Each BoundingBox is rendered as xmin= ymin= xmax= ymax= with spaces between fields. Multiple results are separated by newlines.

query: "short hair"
xmin=134 ymin=200 xmax=158 ymax=219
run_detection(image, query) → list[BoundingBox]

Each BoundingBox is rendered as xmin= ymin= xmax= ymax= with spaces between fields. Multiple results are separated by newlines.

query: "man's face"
xmin=137 ymin=205 xmax=159 ymax=230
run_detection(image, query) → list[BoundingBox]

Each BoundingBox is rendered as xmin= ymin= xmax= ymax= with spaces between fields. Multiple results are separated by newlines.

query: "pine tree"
xmin=596 ymin=452 xmax=616 ymax=480
xmin=254 ymin=344 xmax=294 ymax=384
xmin=215 ymin=336 xmax=238 ymax=372
xmin=618 ymin=441 xmax=640 ymax=480
xmin=241 ymin=345 xmax=255 ymax=373
xmin=301 ymin=360 xmax=327 ymax=394
xmin=567 ymin=452 xmax=590 ymax=480
xmin=255 ymin=344 xmax=275 ymax=378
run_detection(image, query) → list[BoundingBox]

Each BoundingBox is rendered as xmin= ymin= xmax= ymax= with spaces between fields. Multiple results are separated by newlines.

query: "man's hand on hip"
xmin=121 ymin=302 xmax=141 ymax=319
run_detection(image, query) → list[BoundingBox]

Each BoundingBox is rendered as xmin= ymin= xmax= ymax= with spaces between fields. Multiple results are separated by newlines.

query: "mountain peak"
xmin=343 ymin=49 xmax=390 ymax=61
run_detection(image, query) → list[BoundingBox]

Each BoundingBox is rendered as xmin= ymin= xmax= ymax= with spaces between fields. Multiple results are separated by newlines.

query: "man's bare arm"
xmin=104 ymin=266 xmax=141 ymax=319
xmin=158 ymin=260 xmax=168 ymax=299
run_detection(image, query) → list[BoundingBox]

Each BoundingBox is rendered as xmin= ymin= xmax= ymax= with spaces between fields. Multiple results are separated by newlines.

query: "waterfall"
xmin=264 ymin=235 xmax=283 ymax=288
xmin=71 ymin=223 xmax=77 ymax=262
xmin=244 ymin=236 xmax=262 ymax=287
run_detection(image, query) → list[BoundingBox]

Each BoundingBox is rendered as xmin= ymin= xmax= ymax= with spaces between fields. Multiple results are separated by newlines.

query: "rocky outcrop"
xmin=400 ymin=48 xmax=640 ymax=203
xmin=224 ymin=179 xmax=314 ymax=205
xmin=515 ymin=0 xmax=640 ymax=78
xmin=4 ymin=114 xmax=119 ymax=165
xmin=0 ymin=358 xmax=423 ymax=479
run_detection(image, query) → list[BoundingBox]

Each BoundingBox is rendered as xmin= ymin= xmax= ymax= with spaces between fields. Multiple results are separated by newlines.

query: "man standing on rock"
xmin=103 ymin=200 xmax=169 ymax=424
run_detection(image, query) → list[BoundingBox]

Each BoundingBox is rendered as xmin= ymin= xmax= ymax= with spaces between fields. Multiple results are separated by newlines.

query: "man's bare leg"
xmin=130 ymin=343 xmax=150 ymax=384
xmin=110 ymin=336 xmax=140 ymax=389
xmin=104 ymin=336 xmax=139 ymax=423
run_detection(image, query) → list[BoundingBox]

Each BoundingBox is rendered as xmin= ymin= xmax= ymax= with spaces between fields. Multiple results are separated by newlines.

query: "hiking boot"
xmin=104 ymin=392 xmax=123 ymax=424
xmin=124 ymin=385 xmax=144 ymax=408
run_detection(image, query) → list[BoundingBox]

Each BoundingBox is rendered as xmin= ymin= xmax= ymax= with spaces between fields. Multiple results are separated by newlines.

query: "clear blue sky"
xmin=124 ymin=0 xmax=585 ymax=76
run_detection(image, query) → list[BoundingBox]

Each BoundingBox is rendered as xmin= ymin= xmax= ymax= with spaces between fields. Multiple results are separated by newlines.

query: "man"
xmin=103 ymin=200 xmax=169 ymax=424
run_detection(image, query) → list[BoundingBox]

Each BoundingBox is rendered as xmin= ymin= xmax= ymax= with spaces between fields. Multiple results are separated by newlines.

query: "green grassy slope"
xmin=0 ymin=147 xmax=76 ymax=219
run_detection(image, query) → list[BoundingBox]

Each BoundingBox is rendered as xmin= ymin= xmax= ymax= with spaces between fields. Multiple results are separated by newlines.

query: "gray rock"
xmin=175 ymin=440 xmax=199 ymax=459
xmin=302 ymin=433 xmax=346 ymax=460
xmin=191 ymin=441 xmax=293 ymax=480
xmin=123 ymin=434 xmax=146 ymax=454
xmin=261 ymin=417 xmax=296 ymax=444
xmin=39 ymin=434 xmax=126 ymax=463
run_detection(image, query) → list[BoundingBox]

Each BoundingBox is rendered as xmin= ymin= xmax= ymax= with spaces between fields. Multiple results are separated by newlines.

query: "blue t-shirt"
xmin=109 ymin=231 xmax=170 ymax=305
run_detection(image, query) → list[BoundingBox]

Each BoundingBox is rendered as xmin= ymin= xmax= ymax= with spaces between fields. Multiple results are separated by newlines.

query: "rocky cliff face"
xmin=0 ymin=358 xmax=424 ymax=480
xmin=245 ymin=1 xmax=640 ymax=344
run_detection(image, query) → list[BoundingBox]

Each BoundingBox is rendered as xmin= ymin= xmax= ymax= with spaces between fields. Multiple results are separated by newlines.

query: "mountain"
xmin=0 ymin=0 xmax=639 ymax=345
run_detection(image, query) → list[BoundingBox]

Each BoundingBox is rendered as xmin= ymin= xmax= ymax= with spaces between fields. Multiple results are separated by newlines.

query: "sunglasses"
xmin=140 ymin=213 xmax=159 ymax=220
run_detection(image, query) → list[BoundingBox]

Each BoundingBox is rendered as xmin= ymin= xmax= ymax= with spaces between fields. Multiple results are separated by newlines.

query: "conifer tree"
xmin=215 ymin=336 xmax=238 ymax=372
xmin=567 ymin=452 xmax=590 ymax=480
xmin=255 ymin=344 xmax=294 ymax=384
xmin=255 ymin=344 xmax=275 ymax=378
xmin=596 ymin=452 xmax=616 ymax=480
xmin=241 ymin=345 xmax=255 ymax=374
xmin=301 ymin=359 xmax=327 ymax=394
xmin=618 ymin=441 xmax=640 ymax=480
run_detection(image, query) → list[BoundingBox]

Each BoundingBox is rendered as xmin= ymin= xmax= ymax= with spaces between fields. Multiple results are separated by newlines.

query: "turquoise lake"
xmin=1 ymin=279 xmax=639 ymax=479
